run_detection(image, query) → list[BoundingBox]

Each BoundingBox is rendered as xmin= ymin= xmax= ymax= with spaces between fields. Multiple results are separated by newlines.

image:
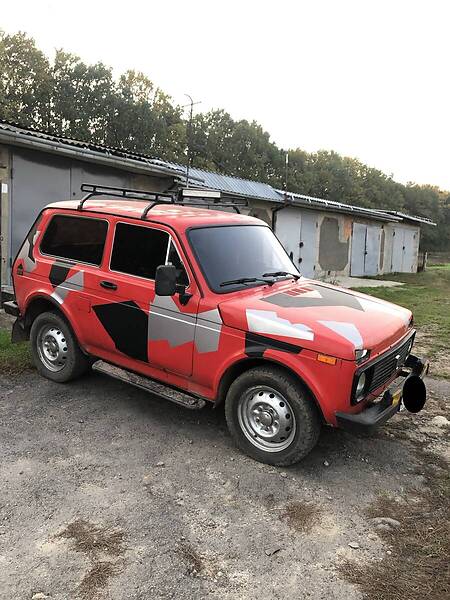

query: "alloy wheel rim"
xmin=37 ymin=325 xmax=68 ymax=372
xmin=238 ymin=386 xmax=297 ymax=452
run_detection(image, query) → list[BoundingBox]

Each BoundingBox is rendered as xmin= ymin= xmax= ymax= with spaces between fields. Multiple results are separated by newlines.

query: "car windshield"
xmin=188 ymin=225 xmax=300 ymax=293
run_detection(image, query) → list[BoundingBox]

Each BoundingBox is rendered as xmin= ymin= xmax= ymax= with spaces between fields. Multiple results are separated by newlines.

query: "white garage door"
xmin=350 ymin=223 xmax=382 ymax=276
xmin=275 ymin=208 xmax=317 ymax=278
xmin=391 ymin=227 xmax=418 ymax=272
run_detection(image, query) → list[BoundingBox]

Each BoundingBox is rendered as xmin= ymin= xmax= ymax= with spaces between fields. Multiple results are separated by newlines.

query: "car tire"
xmin=30 ymin=311 xmax=90 ymax=383
xmin=225 ymin=366 xmax=321 ymax=466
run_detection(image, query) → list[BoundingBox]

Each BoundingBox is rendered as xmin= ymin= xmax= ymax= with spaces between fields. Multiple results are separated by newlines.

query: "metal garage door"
xmin=391 ymin=227 xmax=404 ymax=272
xmin=350 ymin=223 xmax=382 ymax=276
xmin=275 ymin=208 xmax=317 ymax=278
xmin=7 ymin=149 xmax=135 ymax=286
xmin=402 ymin=229 xmax=417 ymax=272
xmin=298 ymin=211 xmax=317 ymax=278
xmin=274 ymin=207 xmax=301 ymax=265
xmin=11 ymin=150 xmax=71 ymax=268
xmin=390 ymin=227 xmax=417 ymax=272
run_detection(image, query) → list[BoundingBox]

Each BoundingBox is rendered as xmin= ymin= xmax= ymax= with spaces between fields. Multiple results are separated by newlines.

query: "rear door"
xmin=89 ymin=220 xmax=199 ymax=377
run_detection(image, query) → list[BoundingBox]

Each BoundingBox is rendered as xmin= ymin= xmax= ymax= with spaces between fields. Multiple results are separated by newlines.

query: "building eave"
xmin=379 ymin=210 xmax=437 ymax=226
xmin=0 ymin=122 xmax=184 ymax=180
xmin=275 ymin=190 xmax=402 ymax=222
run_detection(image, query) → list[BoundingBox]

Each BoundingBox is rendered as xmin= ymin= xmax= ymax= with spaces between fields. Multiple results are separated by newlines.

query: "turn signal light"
xmin=317 ymin=353 xmax=337 ymax=365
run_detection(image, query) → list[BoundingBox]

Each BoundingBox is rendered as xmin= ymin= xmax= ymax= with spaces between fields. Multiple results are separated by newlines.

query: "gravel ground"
xmin=0 ymin=364 xmax=448 ymax=599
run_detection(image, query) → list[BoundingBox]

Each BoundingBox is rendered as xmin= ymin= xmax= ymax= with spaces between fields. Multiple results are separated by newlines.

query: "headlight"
xmin=355 ymin=372 xmax=367 ymax=400
xmin=355 ymin=348 xmax=370 ymax=363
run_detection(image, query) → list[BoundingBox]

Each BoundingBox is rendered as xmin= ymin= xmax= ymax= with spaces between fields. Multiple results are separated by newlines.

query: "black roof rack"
xmin=77 ymin=183 xmax=248 ymax=218
xmin=78 ymin=183 xmax=176 ymax=216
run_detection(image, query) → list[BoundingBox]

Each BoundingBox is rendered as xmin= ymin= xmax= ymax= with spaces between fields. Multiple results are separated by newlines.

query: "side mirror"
xmin=155 ymin=264 xmax=177 ymax=296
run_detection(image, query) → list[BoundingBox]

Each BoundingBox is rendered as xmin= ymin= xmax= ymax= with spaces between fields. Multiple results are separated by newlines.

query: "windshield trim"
xmin=186 ymin=223 xmax=299 ymax=295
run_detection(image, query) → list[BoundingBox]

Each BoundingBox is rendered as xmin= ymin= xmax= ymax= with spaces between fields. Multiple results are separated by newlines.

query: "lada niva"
xmin=4 ymin=184 xmax=428 ymax=466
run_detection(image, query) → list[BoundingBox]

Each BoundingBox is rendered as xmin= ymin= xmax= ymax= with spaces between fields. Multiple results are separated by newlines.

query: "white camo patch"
xmin=246 ymin=309 xmax=314 ymax=341
xmin=318 ymin=320 xmax=363 ymax=349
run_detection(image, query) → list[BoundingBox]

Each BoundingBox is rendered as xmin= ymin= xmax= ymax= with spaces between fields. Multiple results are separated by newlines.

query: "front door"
xmin=91 ymin=220 xmax=199 ymax=377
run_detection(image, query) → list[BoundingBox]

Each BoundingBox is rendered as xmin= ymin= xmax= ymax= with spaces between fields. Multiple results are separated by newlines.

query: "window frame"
xmin=108 ymin=220 xmax=191 ymax=286
xmin=39 ymin=213 xmax=110 ymax=268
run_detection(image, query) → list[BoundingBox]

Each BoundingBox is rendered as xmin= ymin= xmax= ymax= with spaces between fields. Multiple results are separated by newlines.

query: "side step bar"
xmin=92 ymin=360 xmax=206 ymax=410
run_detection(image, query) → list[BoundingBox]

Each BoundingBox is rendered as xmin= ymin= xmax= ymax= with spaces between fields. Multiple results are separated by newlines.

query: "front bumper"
xmin=335 ymin=354 xmax=429 ymax=435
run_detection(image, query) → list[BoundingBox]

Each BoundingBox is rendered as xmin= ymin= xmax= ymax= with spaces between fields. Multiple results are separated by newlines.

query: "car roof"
xmin=45 ymin=199 xmax=263 ymax=231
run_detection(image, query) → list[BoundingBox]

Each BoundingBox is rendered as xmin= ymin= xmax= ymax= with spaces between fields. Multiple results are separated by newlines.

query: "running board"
xmin=92 ymin=360 xmax=206 ymax=410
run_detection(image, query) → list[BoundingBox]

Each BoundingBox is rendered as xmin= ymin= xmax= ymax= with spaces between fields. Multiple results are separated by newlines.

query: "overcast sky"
xmin=2 ymin=0 xmax=449 ymax=189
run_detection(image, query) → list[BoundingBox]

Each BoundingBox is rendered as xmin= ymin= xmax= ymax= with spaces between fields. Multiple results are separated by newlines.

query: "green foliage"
xmin=0 ymin=30 xmax=448 ymax=250
xmin=0 ymin=328 xmax=33 ymax=375
xmin=354 ymin=265 xmax=450 ymax=375
xmin=0 ymin=30 xmax=52 ymax=128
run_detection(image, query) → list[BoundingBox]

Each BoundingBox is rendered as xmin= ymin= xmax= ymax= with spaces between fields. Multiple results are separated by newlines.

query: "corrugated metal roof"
xmin=378 ymin=210 xmax=437 ymax=226
xmin=0 ymin=119 xmax=433 ymax=226
xmin=0 ymin=119 xmax=185 ymax=177
xmin=188 ymin=168 xmax=282 ymax=201
xmin=275 ymin=190 xmax=401 ymax=223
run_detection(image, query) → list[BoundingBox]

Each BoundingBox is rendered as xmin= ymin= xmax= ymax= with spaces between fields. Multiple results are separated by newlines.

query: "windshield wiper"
xmin=262 ymin=271 xmax=301 ymax=280
xmin=220 ymin=277 xmax=275 ymax=288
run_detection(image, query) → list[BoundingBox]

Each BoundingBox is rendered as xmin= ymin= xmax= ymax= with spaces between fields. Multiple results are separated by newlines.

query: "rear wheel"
xmin=225 ymin=366 xmax=321 ymax=466
xmin=30 ymin=311 xmax=90 ymax=383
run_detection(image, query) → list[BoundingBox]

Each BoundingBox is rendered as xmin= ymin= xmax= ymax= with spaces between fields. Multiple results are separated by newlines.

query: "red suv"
xmin=4 ymin=184 xmax=428 ymax=466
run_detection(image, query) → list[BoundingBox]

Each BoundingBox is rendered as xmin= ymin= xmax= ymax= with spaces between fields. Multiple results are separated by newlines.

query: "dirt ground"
xmin=0 ymin=361 xmax=448 ymax=599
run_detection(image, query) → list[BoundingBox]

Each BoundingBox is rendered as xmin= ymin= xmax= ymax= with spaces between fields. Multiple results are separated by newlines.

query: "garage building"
xmin=0 ymin=119 xmax=434 ymax=298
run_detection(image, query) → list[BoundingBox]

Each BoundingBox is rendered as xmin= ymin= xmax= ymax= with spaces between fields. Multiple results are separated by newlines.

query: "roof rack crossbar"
xmin=141 ymin=199 xmax=176 ymax=219
xmin=77 ymin=183 xmax=175 ymax=212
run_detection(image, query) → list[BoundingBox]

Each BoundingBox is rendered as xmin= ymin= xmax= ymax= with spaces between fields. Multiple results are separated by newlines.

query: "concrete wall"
xmin=317 ymin=213 xmax=352 ymax=277
xmin=271 ymin=203 xmax=422 ymax=279
xmin=274 ymin=206 xmax=354 ymax=279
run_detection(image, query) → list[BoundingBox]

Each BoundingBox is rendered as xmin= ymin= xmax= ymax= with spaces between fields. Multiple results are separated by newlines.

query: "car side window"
xmin=167 ymin=240 xmax=189 ymax=287
xmin=110 ymin=223 xmax=169 ymax=280
xmin=40 ymin=214 xmax=108 ymax=265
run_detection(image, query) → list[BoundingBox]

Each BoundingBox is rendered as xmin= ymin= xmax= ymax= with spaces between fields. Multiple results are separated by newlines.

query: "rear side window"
xmin=110 ymin=223 xmax=169 ymax=280
xmin=40 ymin=214 xmax=108 ymax=265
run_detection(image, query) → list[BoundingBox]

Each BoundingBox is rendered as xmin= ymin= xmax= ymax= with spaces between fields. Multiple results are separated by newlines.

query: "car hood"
xmin=218 ymin=279 xmax=412 ymax=361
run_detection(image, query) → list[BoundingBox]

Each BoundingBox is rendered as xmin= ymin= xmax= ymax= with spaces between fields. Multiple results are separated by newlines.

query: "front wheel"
xmin=225 ymin=366 xmax=321 ymax=466
xmin=30 ymin=311 xmax=90 ymax=383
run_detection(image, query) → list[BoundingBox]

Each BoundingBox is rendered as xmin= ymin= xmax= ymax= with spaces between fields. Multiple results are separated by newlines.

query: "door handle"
xmin=100 ymin=280 xmax=117 ymax=290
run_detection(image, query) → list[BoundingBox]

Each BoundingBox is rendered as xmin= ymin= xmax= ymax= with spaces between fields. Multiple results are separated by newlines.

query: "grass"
xmin=0 ymin=328 xmax=33 ymax=375
xmin=353 ymin=265 xmax=450 ymax=377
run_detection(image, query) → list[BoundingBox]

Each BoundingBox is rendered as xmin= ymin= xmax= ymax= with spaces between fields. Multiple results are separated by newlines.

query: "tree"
xmin=107 ymin=70 xmax=185 ymax=160
xmin=0 ymin=30 xmax=448 ymax=250
xmin=0 ymin=31 xmax=52 ymax=128
xmin=51 ymin=50 xmax=115 ymax=142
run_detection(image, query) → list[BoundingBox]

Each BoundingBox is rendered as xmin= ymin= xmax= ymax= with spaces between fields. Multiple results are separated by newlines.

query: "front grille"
xmin=367 ymin=335 xmax=413 ymax=394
